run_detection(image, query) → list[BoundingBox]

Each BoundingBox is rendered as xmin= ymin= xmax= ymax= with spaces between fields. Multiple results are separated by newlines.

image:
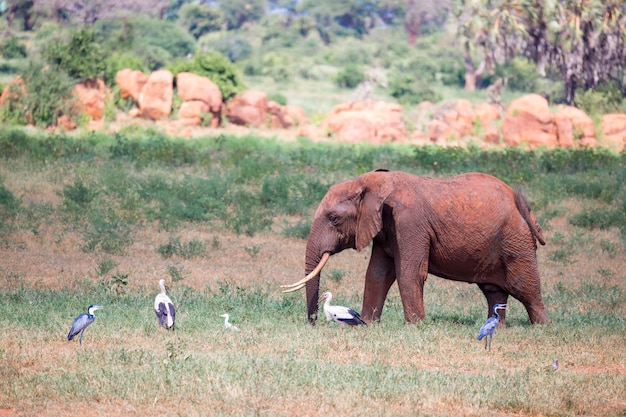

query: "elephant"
xmin=282 ymin=169 xmax=550 ymax=327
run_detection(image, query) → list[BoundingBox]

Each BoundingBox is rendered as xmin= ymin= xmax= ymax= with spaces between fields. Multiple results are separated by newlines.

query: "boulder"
xmin=502 ymin=94 xmax=557 ymax=148
xmin=554 ymin=105 xmax=596 ymax=147
xmin=0 ymin=76 xmax=26 ymax=108
xmin=474 ymin=102 xmax=501 ymax=130
xmin=176 ymin=72 xmax=222 ymax=112
xmin=268 ymin=101 xmax=309 ymax=128
xmin=138 ymin=70 xmax=173 ymax=120
xmin=321 ymin=100 xmax=407 ymax=144
xmin=602 ymin=114 xmax=626 ymax=152
xmin=225 ymin=90 xmax=268 ymax=127
xmin=116 ymin=69 xmax=148 ymax=102
xmin=73 ymin=78 xmax=106 ymax=121
xmin=427 ymin=99 xmax=476 ymax=142
xmin=178 ymin=100 xmax=210 ymax=125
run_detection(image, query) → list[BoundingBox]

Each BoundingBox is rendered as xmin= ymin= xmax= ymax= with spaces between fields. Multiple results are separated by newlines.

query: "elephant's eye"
xmin=328 ymin=214 xmax=339 ymax=226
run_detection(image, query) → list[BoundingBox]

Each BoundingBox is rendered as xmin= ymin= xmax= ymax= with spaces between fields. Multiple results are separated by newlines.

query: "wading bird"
xmin=220 ymin=313 xmax=239 ymax=331
xmin=319 ymin=291 xmax=366 ymax=333
xmin=67 ymin=304 xmax=103 ymax=345
xmin=155 ymin=279 xmax=176 ymax=330
xmin=477 ymin=303 xmax=507 ymax=351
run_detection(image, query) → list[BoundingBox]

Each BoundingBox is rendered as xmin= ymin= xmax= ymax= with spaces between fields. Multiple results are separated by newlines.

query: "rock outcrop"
xmin=138 ymin=70 xmax=173 ymax=120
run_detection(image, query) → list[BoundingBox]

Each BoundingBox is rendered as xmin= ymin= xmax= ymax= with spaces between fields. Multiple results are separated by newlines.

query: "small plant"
xmin=101 ymin=272 xmax=128 ymax=296
xmin=96 ymin=257 xmax=118 ymax=277
xmin=327 ymin=269 xmax=345 ymax=283
xmin=244 ymin=244 xmax=261 ymax=259
xmin=599 ymin=239 xmax=617 ymax=258
xmin=211 ymin=236 xmax=221 ymax=249
xmin=549 ymin=248 xmax=573 ymax=264
xmin=167 ymin=263 xmax=186 ymax=283
xmin=157 ymin=236 xmax=206 ymax=259
xmin=282 ymin=220 xmax=310 ymax=240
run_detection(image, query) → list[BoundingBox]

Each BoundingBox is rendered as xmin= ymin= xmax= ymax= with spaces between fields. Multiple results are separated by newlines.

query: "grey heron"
xmin=67 ymin=304 xmax=103 ymax=345
xmin=477 ymin=303 xmax=507 ymax=351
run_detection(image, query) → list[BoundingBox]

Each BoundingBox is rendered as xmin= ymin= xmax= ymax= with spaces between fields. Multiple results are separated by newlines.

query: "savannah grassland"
xmin=0 ymin=129 xmax=625 ymax=417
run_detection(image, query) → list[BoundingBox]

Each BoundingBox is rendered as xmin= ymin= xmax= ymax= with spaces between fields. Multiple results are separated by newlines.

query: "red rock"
xmin=176 ymin=72 xmax=222 ymax=112
xmin=57 ymin=114 xmax=77 ymax=130
xmin=502 ymin=94 xmax=557 ymax=148
xmin=73 ymin=78 xmax=106 ymax=121
xmin=602 ymin=114 xmax=626 ymax=152
xmin=268 ymin=101 xmax=309 ymax=128
xmin=322 ymin=100 xmax=407 ymax=144
xmin=116 ymin=69 xmax=148 ymax=102
xmin=178 ymin=100 xmax=210 ymax=125
xmin=138 ymin=70 xmax=173 ymax=120
xmin=554 ymin=105 xmax=596 ymax=147
xmin=225 ymin=90 xmax=269 ymax=127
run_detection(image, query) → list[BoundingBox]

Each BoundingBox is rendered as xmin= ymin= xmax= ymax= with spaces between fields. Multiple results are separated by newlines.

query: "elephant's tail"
xmin=514 ymin=188 xmax=546 ymax=246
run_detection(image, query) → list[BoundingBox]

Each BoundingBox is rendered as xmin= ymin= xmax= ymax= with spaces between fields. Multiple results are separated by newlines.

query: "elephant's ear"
xmin=355 ymin=183 xmax=392 ymax=251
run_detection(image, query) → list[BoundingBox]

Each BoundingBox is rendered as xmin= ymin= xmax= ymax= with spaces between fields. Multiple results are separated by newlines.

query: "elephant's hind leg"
xmin=504 ymin=258 xmax=550 ymax=325
xmin=478 ymin=283 xmax=509 ymax=328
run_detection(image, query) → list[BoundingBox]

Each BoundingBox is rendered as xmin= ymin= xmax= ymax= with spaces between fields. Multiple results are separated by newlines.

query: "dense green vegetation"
xmin=0 ymin=1 xmax=624 ymax=127
xmin=1 ymin=128 xmax=625 ymax=245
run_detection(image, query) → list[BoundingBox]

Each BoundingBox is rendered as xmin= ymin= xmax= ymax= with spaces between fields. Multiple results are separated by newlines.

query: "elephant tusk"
xmin=281 ymin=282 xmax=306 ymax=293
xmin=280 ymin=252 xmax=330 ymax=292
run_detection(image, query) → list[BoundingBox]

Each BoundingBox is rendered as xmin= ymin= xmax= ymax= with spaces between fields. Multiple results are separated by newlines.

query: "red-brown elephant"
xmin=282 ymin=169 xmax=550 ymax=327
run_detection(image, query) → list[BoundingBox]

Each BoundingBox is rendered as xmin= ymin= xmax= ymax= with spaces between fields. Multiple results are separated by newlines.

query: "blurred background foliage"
xmin=0 ymin=0 xmax=623 ymax=127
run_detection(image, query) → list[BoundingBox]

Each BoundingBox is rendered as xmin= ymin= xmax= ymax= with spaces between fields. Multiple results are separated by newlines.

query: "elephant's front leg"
xmin=362 ymin=244 xmax=396 ymax=323
xmin=396 ymin=256 xmax=428 ymax=323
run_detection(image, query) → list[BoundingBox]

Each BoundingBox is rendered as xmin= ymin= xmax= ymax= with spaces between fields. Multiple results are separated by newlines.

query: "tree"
xmin=218 ymin=0 xmax=266 ymax=30
xmin=178 ymin=3 xmax=223 ymax=39
xmin=454 ymin=0 xmax=626 ymax=103
xmin=1 ymin=0 xmax=35 ymax=30
xmin=405 ymin=0 xmax=450 ymax=45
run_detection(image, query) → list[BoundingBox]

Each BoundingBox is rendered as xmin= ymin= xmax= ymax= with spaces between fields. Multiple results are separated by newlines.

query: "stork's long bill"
xmin=281 ymin=252 xmax=330 ymax=293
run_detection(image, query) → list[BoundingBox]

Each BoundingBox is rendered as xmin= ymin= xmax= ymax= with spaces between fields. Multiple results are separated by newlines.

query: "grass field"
xmin=0 ymin=130 xmax=624 ymax=416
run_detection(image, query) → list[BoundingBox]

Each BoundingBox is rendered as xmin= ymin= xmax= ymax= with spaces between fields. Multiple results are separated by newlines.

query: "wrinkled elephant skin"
xmin=300 ymin=169 xmax=549 ymax=327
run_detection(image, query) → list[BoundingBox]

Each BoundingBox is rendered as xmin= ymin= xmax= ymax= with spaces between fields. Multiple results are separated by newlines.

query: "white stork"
xmin=319 ymin=291 xmax=366 ymax=332
xmin=154 ymin=279 xmax=176 ymax=330
xmin=220 ymin=313 xmax=239 ymax=331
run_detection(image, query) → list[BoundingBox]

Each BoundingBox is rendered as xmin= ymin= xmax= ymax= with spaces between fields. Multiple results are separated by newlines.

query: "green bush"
xmin=0 ymin=36 xmax=27 ymax=59
xmin=0 ymin=61 xmax=75 ymax=127
xmin=389 ymin=72 xmax=441 ymax=105
xmin=132 ymin=16 xmax=196 ymax=60
xmin=168 ymin=52 xmax=245 ymax=100
xmin=335 ymin=64 xmax=365 ymax=89
xmin=496 ymin=58 xmax=539 ymax=92
xmin=178 ymin=3 xmax=223 ymax=39
xmin=42 ymin=27 xmax=105 ymax=81
xmin=574 ymin=82 xmax=625 ymax=116
xmin=210 ymin=36 xmax=252 ymax=62
xmin=103 ymin=51 xmax=149 ymax=87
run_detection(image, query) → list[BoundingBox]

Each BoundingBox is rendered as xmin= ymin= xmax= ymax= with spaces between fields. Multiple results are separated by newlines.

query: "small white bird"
xmin=154 ymin=279 xmax=176 ymax=330
xmin=220 ymin=313 xmax=239 ymax=331
xmin=319 ymin=291 xmax=366 ymax=332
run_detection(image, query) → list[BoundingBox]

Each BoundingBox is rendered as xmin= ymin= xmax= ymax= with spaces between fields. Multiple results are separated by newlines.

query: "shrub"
xmin=389 ymin=72 xmax=441 ymax=105
xmin=574 ymin=82 xmax=625 ymax=116
xmin=178 ymin=3 xmax=223 ymax=39
xmin=0 ymin=61 xmax=75 ymax=127
xmin=131 ymin=16 xmax=196 ymax=60
xmin=42 ymin=27 xmax=105 ymax=81
xmin=268 ymin=93 xmax=287 ymax=106
xmin=496 ymin=58 xmax=539 ymax=92
xmin=168 ymin=52 xmax=245 ymax=100
xmin=0 ymin=36 xmax=27 ymax=59
xmin=335 ymin=64 xmax=365 ymax=89
xmin=210 ymin=36 xmax=252 ymax=63
xmin=103 ymin=51 xmax=148 ymax=87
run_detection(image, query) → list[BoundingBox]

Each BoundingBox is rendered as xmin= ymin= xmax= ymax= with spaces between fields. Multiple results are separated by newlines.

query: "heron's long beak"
xmin=93 ymin=305 xmax=103 ymax=311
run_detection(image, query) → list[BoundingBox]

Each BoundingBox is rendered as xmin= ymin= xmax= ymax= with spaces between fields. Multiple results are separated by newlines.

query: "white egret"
xmin=154 ymin=279 xmax=176 ymax=330
xmin=220 ymin=313 xmax=239 ymax=331
xmin=319 ymin=291 xmax=366 ymax=332
xmin=67 ymin=304 xmax=103 ymax=345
